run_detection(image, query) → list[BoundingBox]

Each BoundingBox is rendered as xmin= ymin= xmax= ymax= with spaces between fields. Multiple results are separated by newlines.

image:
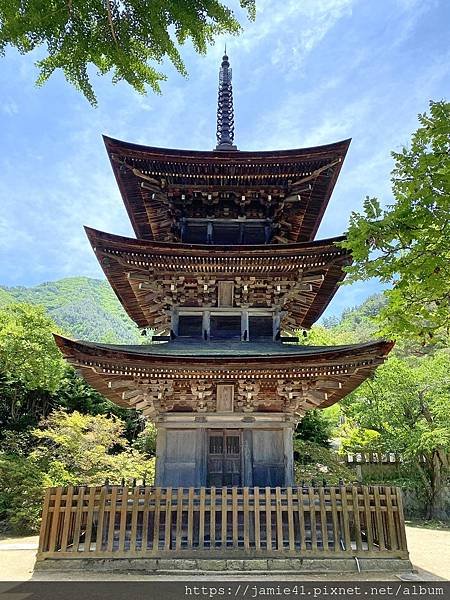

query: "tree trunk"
xmin=427 ymin=449 xmax=448 ymax=520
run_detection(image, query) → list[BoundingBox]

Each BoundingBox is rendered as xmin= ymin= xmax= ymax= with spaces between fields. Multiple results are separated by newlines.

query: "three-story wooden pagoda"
xmin=38 ymin=54 xmax=410 ymax=574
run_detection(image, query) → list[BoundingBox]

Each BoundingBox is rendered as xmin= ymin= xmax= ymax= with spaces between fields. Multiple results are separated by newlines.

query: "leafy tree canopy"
xmin=340 ymin=100 xmax=450 ymax=344
xmin=0 ymin=0 xmax=255 ymax=105
xmin=298 ymin=324 xmax=357 ymax=347
xmin=0 ymin=303 xmax=65 ymax=392
xmin=340 ymin=351 xmax=450 ymax=518
xmin=295 ymin=408 xmax=336 ymax=447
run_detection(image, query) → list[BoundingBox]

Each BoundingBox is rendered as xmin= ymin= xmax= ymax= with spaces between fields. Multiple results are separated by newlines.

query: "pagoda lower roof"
xmin=86 ymin=227 xmax=350 ymax=331
xmin=103 ymin=136 xmax=350 ymax=243
xmin=57 ymin=337 xmax=392 ymax=358
xmin=54 ymin=335 xmax=393 ymax=414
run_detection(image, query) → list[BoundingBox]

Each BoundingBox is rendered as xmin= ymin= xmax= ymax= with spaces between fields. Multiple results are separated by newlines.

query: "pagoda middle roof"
xmin=86 ymin=227 xmax=350 ymax=330
xmin=103 ymin=135 xmax=350 ymax=243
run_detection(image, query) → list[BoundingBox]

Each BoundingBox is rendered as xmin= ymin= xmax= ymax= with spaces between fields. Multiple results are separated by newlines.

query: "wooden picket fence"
xmin=37 ymin=485 xmax=408 ymax=560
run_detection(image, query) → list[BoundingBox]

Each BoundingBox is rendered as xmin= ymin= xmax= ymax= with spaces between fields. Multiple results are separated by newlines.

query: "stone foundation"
xmin=35 ymin=557 xmax=413 ymax=575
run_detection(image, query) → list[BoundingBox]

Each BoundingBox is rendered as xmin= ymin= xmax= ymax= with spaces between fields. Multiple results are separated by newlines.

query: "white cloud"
xmin=226 ymin=0 xmax=355 ymax=77
xmin=1 ymin=100 xmax=19 ymax=116
xmin=270 ymin=0 xmax=354 ymax=73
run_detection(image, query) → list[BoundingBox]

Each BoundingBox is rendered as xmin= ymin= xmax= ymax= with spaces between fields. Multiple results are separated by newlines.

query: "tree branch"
xmin=106 ymin=0 xmax=119 ymax=48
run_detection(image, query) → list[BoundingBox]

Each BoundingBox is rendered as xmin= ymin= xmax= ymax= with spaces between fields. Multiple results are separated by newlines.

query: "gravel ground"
xmin=0 ymin=526 xmax=448 ymax=581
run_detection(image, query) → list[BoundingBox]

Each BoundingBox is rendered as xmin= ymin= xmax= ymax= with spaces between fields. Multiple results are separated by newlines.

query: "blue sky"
xmin=0 ymin=0 xmax=449 ymax=319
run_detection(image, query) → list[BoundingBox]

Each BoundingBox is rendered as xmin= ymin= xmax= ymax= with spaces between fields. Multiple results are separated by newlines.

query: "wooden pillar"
xmin=171 ymin=308 xmax=179 ymax=336
xmin=154 ymin=425 xmax=167 ymax=486
xmin=202 ymin=310 xmax=210 ymax=340
xmin=283 ymin=426 xmax=295 ymax=486
xmin=273 ymin=310 xmax=281 ymax=340
xmin=242 ymin=429 xmax=253 ymax=486
xmin=242 ymin=309 xmax=249 ymax=342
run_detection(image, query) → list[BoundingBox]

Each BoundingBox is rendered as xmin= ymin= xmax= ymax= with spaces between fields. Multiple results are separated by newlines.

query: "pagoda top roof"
xmin=103 ymin=135 xmax=350 ymax=243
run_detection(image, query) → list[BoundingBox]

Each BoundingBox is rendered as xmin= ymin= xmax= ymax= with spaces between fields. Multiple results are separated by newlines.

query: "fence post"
xmin=164 ymin=487 xmax=173 ymax=551
xmin=72 ymin=486 xmax=86 ymax=553
xmin=265 ymin=487 xmax=272 ymax=551
xmin=362 ymin=485 xmax=374 ymax=551
xmin=339 ymin=485 xmax=352 ymax=552
xmin=82 ymin=486 xmax=96 ymax=553
xmin=95 ymin=485 xmax=107 ymax=555
xmin=254 ymin=487 xmax=261 ymax=551
xmin=396 ymin=487 xmax=408 ymax=552
xmin=37 ymin=488 xmax=52 ymax=555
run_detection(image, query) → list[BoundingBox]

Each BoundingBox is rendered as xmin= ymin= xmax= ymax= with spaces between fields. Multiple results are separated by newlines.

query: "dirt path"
xmin=404 ymin=525 xmax=450 ymax=581
xmin=0 ymin=526 xmax=448 ymax=581
xmin=0 ymin=535 xmax=37 ymax=581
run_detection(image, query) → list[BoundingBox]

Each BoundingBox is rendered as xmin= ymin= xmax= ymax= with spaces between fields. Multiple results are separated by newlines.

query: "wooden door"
xmin=207 ymin=430 xmax=241 ymax=486
xmin=163 ymin=429 xmax=199 ymax=486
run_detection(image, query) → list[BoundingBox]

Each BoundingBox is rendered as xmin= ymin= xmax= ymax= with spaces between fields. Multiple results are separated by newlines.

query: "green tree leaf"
xmin=339 ymin=351 xmax=450 ymax=519
xmin=0 ymin=0 xmax=255 ymax=104
xmin=0 ymin=303 xmax=65 ymax=391
xmin=340 ymin=100 xmax=450 ymax=344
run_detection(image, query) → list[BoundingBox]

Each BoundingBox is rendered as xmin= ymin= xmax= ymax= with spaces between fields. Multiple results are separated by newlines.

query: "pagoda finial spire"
xmin=215 ymin=50 xmax=237 ymax=151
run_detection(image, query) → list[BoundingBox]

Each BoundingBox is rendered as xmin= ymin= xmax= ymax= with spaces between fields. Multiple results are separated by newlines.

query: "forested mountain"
xmin=322 ymin=293 xmax=386 ymax=341
xmin=0 ymin=277 xmax=141 ymax=343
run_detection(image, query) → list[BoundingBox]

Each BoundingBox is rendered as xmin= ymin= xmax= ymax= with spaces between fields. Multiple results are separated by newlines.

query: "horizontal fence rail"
xmin=37 ymin=485 xmax=408 ymax=560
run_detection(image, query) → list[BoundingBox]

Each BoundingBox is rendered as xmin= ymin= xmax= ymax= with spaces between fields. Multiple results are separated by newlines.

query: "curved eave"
xmin=54 ymin=334 xmax=394 ymax=411
xmin=103 ymin=135 xmax=350 ymax=242
xmin=85 ymin=225 xmax=348 ymax=256
xmin=85 ymin=226 xmax=350 ymax=330
xmin=54 ymin=335 xmax=394 ymax=363
xmin=103 ymin=135 xmax=351 ymax=162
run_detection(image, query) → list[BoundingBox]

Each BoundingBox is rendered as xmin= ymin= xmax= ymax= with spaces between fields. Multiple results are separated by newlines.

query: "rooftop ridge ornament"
xmin=215 ymin=51 xmax=238 ymax=151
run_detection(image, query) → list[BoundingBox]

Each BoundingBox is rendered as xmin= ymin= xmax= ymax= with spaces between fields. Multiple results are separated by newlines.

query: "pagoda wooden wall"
xmin=154 ymin=418 xmax=294 ymax=488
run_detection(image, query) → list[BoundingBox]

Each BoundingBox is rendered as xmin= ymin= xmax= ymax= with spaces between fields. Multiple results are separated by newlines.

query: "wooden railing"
xmin=37 ymin=485 xmax=408 ymax=560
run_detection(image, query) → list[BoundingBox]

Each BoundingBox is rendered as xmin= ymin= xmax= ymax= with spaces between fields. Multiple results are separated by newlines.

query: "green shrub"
xmin=32 ymin=409 xmax=154 ymax=485
xmin=294 ymin=440 xmax=355 ymax=485
xmin=0 ymin=409 xmax=155 ymax=534
xmin=134 ymin=422 xmax=157 ymax=456
xmin=0 ymin=453 xmax=51 ymax=533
